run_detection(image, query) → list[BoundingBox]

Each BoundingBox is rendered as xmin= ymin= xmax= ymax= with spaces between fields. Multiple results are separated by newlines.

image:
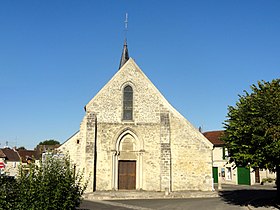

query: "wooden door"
xmin=118 ymin=160 xmax=136 ymax=190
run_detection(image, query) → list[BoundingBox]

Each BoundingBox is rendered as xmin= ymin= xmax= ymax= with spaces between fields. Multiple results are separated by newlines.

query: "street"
xmin=79 ymin=197 xmax=247 ymax=210
xmin=78 ymin=185 xmax=278 ymax=210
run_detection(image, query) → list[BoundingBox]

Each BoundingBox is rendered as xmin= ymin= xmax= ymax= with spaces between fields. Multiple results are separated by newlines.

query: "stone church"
xmin=59 ymin=40 xmax=213 ymax=193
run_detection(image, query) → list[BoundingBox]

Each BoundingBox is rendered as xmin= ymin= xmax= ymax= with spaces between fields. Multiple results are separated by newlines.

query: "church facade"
xmin=59 ymin=41 xmax=213 ymax=192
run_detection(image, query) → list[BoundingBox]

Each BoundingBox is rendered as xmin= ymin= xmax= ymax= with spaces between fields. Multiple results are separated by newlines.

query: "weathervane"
xmin=124 ymin=13 xmax=128 ymax=39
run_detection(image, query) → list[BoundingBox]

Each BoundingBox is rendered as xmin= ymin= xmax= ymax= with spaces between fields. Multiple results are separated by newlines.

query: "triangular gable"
xmin=85 ymin=58 xmax=212 ymax=148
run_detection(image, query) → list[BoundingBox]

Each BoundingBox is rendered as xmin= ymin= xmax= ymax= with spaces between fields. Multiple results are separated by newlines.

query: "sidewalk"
xmin=83 ymin=189 xmax=219 ymax=200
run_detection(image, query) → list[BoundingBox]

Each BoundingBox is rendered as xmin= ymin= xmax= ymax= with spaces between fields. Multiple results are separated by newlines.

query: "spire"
xmin=119 ymin=38 xmax=129 ymax=69
xmin=119 ymin=13 xmax=129 ymax=70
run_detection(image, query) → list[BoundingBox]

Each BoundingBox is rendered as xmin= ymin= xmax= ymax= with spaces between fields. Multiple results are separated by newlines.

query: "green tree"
xmin=0 ymin=155 xmax=87 ymax=210
xmin=39 ymin=139 xmax=60 ymax=145
xmin=222 ymin=79 xmax=280 ymax=197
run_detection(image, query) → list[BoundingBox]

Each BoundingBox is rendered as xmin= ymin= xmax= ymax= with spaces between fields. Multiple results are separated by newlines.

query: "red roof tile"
xmin=203 ymin=130 xmax=225 ymax=146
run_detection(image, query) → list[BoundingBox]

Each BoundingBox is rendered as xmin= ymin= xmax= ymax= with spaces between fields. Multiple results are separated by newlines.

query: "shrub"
xmin=0 ymin=176 xmax=19 ymax=209
xmin=0 ymin=155 xmax=87 ymax=210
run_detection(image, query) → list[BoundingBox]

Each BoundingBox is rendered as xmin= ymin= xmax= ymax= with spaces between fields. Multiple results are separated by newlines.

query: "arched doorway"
xmin=112 ymin=129 xmax=144 ymax=190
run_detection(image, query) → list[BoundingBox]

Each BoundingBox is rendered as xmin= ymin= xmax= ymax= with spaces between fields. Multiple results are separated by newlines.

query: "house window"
xmin=222 ymin=147 xmax=228 ymax=160
xmin=123 ymin=85 xmax=133 ymax=120
xmin=221 ymin=168 xmax=225 ymax=177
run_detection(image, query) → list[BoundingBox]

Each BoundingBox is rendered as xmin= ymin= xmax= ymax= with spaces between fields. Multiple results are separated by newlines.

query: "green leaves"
xmin=223 ymin=79 xmax=280 ymax=170
xmin=0 ymin=155 xmax=87 ymax=210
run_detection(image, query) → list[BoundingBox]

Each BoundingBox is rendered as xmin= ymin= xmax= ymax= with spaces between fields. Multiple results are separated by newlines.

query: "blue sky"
xmin=0 ymin=1 xmax=279 ymax=149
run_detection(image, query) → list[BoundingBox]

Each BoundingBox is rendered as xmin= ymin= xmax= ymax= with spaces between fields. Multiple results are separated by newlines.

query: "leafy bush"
xmin=0 ymin=155 xmax=87 ymax=210
xmin=0 ymin=176 xmax=19 ymax=209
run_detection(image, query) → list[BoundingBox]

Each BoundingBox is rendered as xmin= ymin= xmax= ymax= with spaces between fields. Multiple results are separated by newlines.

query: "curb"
xmin=83 ymin=191 xmax=219 ymax=201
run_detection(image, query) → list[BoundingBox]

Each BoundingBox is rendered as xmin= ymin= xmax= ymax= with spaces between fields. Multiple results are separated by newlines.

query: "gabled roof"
xmin=0 ymin=149 xmax=6 ymax=158
xmin=1 ymin=148 xmax=20 ymax=161
xmin=17 ymin=150 xmax=40 ymax=163
xmin=203 ymin=130 xmax=225 ymax=146
xmin=84 ymin=57 xmax=213 ymax=149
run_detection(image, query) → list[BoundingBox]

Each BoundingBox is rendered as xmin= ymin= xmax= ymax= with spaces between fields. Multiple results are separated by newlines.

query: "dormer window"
xmin=123 ymin=85 xmax=133 ymax=120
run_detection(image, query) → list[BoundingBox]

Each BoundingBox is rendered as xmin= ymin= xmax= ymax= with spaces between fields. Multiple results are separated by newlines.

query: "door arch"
xmin=111 ymin=129 xmax=144 ymax=190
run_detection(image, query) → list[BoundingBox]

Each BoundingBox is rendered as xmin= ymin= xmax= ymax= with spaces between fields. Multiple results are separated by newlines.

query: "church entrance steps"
xmin=83 ymin=190 xmax=219 ymax=200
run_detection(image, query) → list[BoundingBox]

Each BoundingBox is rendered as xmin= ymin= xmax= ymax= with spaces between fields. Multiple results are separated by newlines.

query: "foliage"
xmin=0 ymin=176 xmax=19 ymax=209
xmin=222 ymin=79 xmax=280 ymax=170
xmin=39 ymin=139 xmax=60 ymax=145
xmin=0 ymin=155 xmax=87 ymax=210
xmin=17 ymin=146 xmax=26 ymax=150
xmin=222 ymin=79 xmax=280 ymax=197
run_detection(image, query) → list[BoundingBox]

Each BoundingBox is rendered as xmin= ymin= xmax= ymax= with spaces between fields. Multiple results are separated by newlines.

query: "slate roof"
xmin=203 ymin=130 xmax=225 ymax=146
xmin=119 ymin=39 xmax=129 ymax=69
xmin=1 ymin=148 xmax=20 ymax=161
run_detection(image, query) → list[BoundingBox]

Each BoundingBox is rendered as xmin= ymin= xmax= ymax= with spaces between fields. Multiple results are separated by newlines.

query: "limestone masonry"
xmin=59 ymin=51 xmax=213 ymax=192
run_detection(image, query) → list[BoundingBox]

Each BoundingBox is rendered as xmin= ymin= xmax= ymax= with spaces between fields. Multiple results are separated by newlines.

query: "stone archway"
xmin=111 ymin=129 xmax=144 ymax=190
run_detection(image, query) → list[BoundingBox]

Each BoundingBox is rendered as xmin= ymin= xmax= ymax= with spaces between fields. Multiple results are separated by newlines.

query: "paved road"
xmin=78 ymin=185 xmax=278 ymax=210
xmin=79 ymin=198 xmax=247 ymax=210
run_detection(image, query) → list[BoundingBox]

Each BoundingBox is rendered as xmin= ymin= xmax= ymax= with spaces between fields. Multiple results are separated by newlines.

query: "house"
xmin=203 ymin=131 xmax=236 ymax=184
xmin=17 ymin=149 xmax=40 ymax=164
xmin=203 ymin=130 xmax=276 ymax=185
xmin=59 ymin=40 xmax=214 ymax=193
xmin=0 ymin=147 xmax=41 ymax=176
xmin=0 ymin=148 xmax=20 ymax=176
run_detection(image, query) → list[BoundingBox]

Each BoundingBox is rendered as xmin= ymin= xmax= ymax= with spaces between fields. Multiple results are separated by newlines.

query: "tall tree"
xmin=222 ymin=79 xmax=280 ymax=197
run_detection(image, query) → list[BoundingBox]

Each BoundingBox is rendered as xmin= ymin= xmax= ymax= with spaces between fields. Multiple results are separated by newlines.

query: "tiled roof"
xmin=1 ymin=148 xmax=20 ymax=161
xmin=0 ymin=149 xmax=6 ymax=158
xmin=17 ymin=150 xmax=40 ymax=163
xmin=203 ymin=130 xmax=225 ymax=146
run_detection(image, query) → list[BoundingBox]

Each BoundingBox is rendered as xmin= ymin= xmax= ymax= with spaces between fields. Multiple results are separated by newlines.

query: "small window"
xmin=222 ymin=147 xmax=228 ymax=160
xmin=123 ymin=85 xmax=133 ymax=120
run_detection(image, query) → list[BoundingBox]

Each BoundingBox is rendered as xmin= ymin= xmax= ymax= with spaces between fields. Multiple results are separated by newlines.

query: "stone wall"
xmin=59 ymin=58 xmax=213 ymax=192
xmin=169 ymin=113 xmax=213 ymax=191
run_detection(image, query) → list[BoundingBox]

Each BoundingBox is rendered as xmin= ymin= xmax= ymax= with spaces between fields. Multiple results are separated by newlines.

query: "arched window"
xmin=123 ymin=85 xmax=133 ymax=120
